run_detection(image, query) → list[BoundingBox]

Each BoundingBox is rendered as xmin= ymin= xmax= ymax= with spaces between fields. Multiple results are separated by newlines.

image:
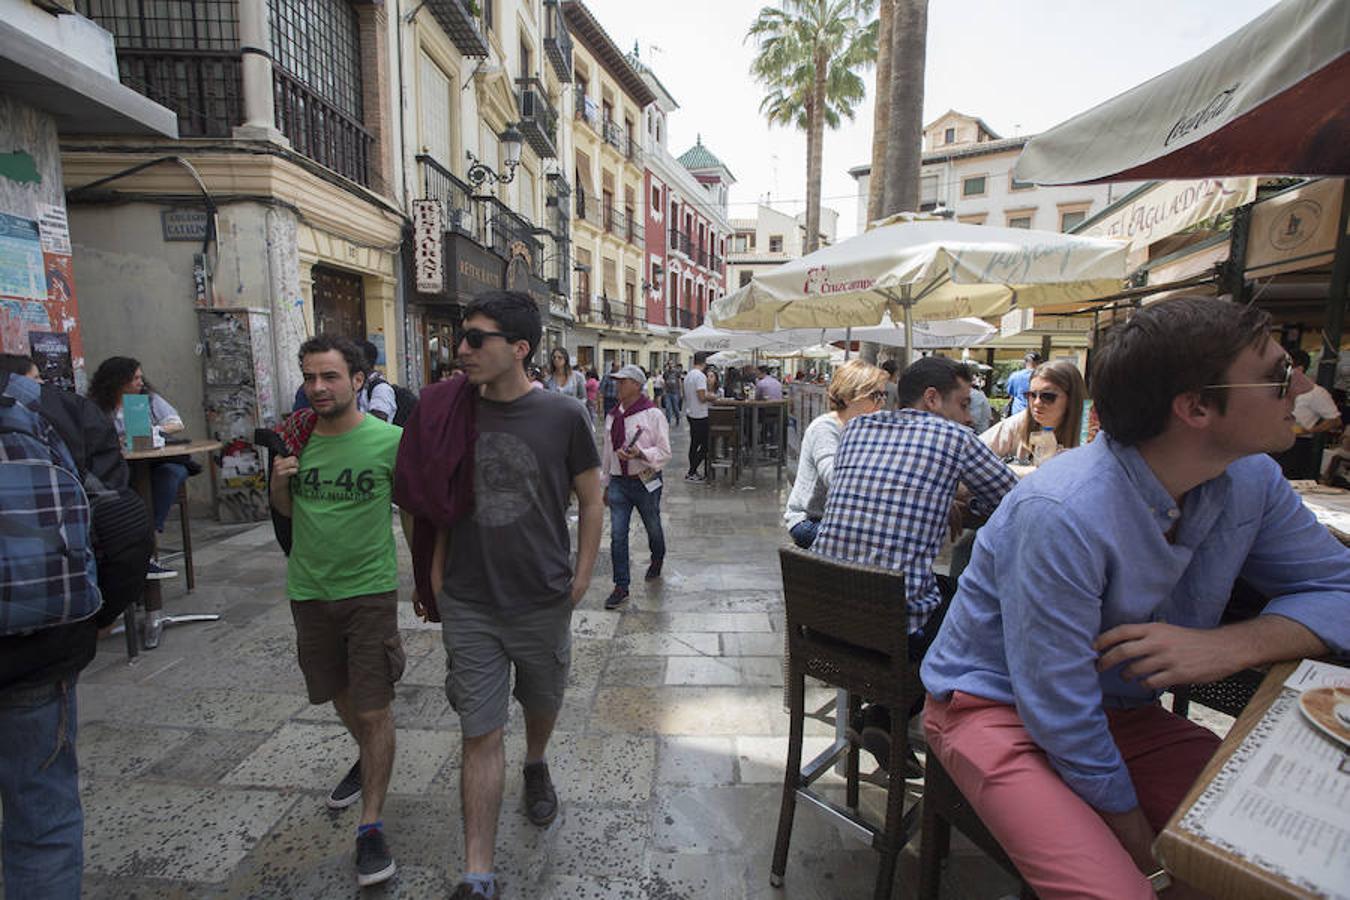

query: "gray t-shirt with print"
xmin=443 ymin=388 xmax=600 ymax=611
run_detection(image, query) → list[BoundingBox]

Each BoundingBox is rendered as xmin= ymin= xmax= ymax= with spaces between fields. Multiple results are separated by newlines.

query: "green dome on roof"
xmin=677 ymin=135 xmax=733 ymax=179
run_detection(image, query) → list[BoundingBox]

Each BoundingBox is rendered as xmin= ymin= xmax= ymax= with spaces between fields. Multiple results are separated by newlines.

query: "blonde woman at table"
xmin=783 ymin=360 xmax=888 ymax=548
xmin=89 ymin=356 xmax=188 ymax=579
xmin=980 ymin=358 xmax=1087 ymax=464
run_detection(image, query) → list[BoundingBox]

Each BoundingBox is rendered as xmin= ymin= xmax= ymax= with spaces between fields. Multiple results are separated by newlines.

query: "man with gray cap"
xmin=1006 ymin=351 xmax=1041 ymax=415
xmin=602 ymin=365 xmax=671 ymax=610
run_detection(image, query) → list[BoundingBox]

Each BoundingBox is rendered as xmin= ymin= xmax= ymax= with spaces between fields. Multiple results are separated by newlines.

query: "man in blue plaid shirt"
xmin=813 ymin=356 xmax=1017 ymax=769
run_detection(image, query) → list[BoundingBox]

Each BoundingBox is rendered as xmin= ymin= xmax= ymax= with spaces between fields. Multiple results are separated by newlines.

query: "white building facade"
xmin=849 ymin=110 xmax=1137 ymax=235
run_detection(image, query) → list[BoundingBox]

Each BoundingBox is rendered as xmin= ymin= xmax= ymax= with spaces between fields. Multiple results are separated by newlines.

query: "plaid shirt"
xmin=813 ymin=409 xmax=1017 ymax=633
xmin=600 ymin=373 xmax=619 ymax=404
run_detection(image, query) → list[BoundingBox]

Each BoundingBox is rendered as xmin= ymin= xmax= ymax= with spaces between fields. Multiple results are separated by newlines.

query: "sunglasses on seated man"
xmin=1203 ymin=355 xmax=1293 ymax=399
xmin=461 ymin=328 xmax=517 ymax=349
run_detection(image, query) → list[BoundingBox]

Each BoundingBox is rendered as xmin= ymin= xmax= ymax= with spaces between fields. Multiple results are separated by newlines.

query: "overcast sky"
xmin=580 ymin=0 xmax=1282 ymax=238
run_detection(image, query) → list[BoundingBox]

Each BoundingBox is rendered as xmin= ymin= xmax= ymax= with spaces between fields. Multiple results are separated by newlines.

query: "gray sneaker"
xmin=327 ymin=759 xmax=361 ymax=809
xmin=355 ymin=828 xmax=396 ymax=886
xmin=523 ymin=761 xmax=558 ymax=826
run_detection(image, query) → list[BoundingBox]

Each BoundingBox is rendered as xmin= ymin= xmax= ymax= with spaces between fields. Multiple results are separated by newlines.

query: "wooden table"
xmin=122 ymin=440 xmax=222 ymax=652
xmin=711 ymin=398 xmax=789 ymax=485
xmin=1155 ymin=660 xmax=1350 ymax=899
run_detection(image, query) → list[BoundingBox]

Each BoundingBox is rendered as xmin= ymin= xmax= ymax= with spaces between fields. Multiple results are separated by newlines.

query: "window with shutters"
xmin=418 ymin=52 xmax=452 ymax=165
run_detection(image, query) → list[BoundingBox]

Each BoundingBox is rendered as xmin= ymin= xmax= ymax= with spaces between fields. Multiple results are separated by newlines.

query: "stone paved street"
xmin=70 ymin=424 xmax=1020 ymax=899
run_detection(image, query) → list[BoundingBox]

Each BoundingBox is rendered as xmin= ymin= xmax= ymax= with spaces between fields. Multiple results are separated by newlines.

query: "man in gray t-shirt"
xmin=429 ymin=293 xmax=603 ymax=900
xmin=443 ymin=388 xmax=599 ymax=610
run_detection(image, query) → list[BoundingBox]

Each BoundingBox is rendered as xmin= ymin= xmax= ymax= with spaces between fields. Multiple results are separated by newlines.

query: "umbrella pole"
xmin=902 ymin=286 xmax=915 ymax=367
xmin=844 ymin=327 xmax=852 ymax=360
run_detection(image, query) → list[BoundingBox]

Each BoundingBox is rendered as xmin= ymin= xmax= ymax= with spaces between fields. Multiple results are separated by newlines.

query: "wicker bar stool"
xmin=771 ymin=546 xmax=926 ymax=900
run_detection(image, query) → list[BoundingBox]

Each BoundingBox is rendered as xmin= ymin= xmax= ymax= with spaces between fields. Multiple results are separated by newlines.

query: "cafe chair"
xmin=772 ymin=546 xmax=926 ymax=900
xmin=708 ymin=405 xmax=741 ymax=483
xmin=918 ymin=754 xmax=1035 ymax=899
xmin=172 ymin=481 xmax=196 ymax=592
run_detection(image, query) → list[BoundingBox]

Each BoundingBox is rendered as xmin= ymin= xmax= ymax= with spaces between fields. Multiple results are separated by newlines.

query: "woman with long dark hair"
xmin=981 ymin=358 xmax=1087 ymax=464
xmin=89 ymin=356 xmax=188 ymax=578
xmin=543 ymin=347 xmax=586 ymax=403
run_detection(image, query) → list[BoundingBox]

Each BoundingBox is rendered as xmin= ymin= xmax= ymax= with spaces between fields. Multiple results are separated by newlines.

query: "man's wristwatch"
xmin=1147 ymin=867 xmax=1172 ymax=893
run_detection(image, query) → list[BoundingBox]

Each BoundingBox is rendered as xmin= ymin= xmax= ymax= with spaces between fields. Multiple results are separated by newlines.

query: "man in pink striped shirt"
xmin=601 ymin=365 xmax=672 ymax=610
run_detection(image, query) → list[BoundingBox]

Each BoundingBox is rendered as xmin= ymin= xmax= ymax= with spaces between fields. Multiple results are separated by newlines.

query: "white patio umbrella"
xmin=677 ymin=322 xmax=821 ymax=354
xmin=1014 ymin=0 xmax=1349 ymax=185
xmin=820 ymin=314 xmax=996 ymax=350
xmin=707 ymin=350 xmax=752 ymax=367
xmin=710 ymin=216 xmax=1127 ymax=363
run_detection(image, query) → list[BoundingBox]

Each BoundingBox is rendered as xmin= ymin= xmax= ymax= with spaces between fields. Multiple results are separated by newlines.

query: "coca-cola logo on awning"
xmin=1163 ymin=83 xmax=1240 ymax=147
xmin=802 ymin=266 xmax=874 ymax=295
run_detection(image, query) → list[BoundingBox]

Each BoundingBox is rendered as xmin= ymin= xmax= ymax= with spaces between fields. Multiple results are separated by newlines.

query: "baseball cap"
xmin=614 ymin=364 xmax=646 ymax=383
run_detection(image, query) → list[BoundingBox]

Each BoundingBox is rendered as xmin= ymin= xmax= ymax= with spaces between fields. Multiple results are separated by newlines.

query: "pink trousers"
xmin=923 ymin=691 xmax=1220 ymax=900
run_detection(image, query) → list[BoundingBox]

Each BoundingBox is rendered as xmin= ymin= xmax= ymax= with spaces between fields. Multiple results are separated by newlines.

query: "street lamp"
xmin=466 ymin=124 xmax=525 ymax=187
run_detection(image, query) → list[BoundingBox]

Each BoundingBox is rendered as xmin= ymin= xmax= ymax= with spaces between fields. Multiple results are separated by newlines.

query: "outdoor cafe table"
xmin=121 ymin=439 xmax=222 ymax=654
xmin=711 ymin=398 xmax=789 ymax=485
xmin=1154 ymin=659 xmax=1350 ymax=899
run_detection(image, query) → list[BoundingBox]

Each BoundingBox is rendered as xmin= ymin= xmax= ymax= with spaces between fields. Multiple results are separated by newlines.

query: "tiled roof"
xmin=678 ymin=135 xmax=734 ymax=181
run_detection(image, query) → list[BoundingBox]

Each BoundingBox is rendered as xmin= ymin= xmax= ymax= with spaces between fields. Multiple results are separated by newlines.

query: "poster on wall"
xmin=28 ymin=330 xmax=74 ymax=391
xmin=36 ymin=204 xmax=71 ymax=255
xmin=0 ymin=213 xmax=47 ymax=353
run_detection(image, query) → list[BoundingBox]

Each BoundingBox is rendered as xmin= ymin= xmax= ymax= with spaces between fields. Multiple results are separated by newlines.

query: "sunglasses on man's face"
xmin=461 ymin=328 xmax=513 ymax=349
xmin=1203 ymin=356 xmax=1294 ymax=399
xmin=1029 ymin=390 xmax=1061 ymax=404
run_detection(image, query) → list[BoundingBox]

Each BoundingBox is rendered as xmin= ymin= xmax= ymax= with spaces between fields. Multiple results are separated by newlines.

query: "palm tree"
xmin=749 ymin=0 xmax=878 ymax=254
xmin=882 ymin=0 xmax=927 ymax=215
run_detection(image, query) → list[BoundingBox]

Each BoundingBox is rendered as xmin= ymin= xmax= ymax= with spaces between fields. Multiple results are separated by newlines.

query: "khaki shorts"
xmin=290 ymin=591 xmax=405 ymax=711
xmin=439 ymin=593 xmax=573 ymax=738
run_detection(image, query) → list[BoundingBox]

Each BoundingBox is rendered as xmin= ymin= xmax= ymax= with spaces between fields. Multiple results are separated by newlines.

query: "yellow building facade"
xmin=562 ymin=1 xmax=655 ymax=372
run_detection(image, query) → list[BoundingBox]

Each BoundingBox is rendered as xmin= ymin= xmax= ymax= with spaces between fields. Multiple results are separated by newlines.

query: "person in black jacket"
xmin=0 ymin=354 xmax=153 ymax=900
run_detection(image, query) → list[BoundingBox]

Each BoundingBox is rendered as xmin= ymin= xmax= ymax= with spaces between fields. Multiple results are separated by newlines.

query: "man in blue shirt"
xmin=922 ymin=296 xmax=1349 ymax=900
xmin=1004 ymin=351 xmax=1039 ymax=415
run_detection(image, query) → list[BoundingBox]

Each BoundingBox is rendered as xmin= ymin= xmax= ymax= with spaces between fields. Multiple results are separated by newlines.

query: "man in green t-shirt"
xmin=270 ymin=335 xmax=404 ymax=888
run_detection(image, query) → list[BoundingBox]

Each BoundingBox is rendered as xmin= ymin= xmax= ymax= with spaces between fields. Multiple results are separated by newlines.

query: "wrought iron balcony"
xmin=481 ymin=196 xmax=543 ymax=277
xmin=516 ymin=78 xmax=558 ymax=159
xmin=416 ymin=155 xmax=480 ymax=239
xmin=542 ymin=0 xmax=573 ymax=82
xmin=425 ymin=0 xmax=490 ymax=57
xmin=670 ymin=308 xmax=697 ymax=330
xmin=573 ymin=85 xmax=600 ymax=132
xmin=273 ymin=67 xmax=374 ymax=187
xmin=669 ymin=226 xmax=693 ymax=257
xmin=112 ymin=48 xmax=243 ymax=138
xmin=602 ymin=119 xmax=627 ymax=155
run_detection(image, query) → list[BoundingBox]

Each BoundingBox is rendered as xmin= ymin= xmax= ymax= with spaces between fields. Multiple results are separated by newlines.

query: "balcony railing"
xmin=481 ymin=196 xmax=544 ymax=278
xmin=625 ymin=136 xmax=644 ymax=165
xmin=542 ymin=0 xmax=573 ymax=82
xmin=573 ymin=86 xmax=600 ymax=132
xmin=516 ymin=78 xmax=558 ymax=159
xmin=114 ymin=48 xmax=243 ymax=138
xmin=669 ymin=308 xmax=698 ymax=330
xmin=575 ymin=193 xmax=604 ymax=229
xmin=416 ymin=155 xmax=479 ymax=239
xmin=710 ymin=254 xmax=722 ymax=272
xmin=602 ymin=119 xmax=627 ymax=154
xmin=273 ymin=66 xmax=374 ymax=187
xmin=669 ymin=226 xmax=693 ymax=257
xmin=425 ymin=0 xmax=490 ymax=57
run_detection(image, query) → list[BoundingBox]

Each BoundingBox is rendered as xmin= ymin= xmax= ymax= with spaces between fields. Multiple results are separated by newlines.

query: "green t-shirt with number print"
xmin=287 ymin=414 xmax=402 ymax=601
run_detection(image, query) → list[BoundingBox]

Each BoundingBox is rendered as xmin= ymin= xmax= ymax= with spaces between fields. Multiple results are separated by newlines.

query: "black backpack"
xmin=364 ymin=373 xmax=417 ymax=427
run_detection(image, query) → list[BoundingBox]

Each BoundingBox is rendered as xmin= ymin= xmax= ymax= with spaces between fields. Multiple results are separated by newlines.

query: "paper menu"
xmin=1177 ymin=686 xmax=1350 ymax=898
xmin=1284 ymin=659 xmax=1350 ymax=694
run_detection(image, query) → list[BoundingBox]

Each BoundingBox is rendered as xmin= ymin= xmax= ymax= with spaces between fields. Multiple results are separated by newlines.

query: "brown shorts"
xmin=290 ymin=591 xmax=405 ymax=711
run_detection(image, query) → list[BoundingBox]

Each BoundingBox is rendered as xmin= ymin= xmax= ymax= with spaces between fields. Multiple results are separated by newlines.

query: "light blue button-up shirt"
xmin=922 ymin=435 xmax=1350 ymax=814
